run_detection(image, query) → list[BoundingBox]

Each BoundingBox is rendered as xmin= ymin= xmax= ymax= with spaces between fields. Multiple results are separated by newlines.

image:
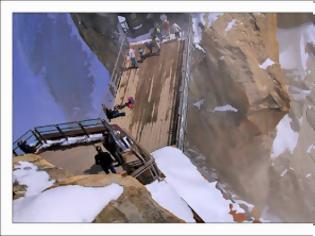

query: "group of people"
xmin=102 ymin=96 xmax=135 ymax=121
xmin=94 ymin=131 xmax=125 ymax=174
xmin=126 ymin=16 xmax=182 ymax=70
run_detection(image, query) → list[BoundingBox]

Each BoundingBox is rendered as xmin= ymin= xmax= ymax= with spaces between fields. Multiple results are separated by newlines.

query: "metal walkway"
xmin=13 ymin=118 xmax=163 ymax=184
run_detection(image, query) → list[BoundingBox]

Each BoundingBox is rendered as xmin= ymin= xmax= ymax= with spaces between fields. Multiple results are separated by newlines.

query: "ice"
xmin=152 ymin=146 xmax=234 ymax=222
xmin=13 ymin=184 xmax=123 ymax=222
xmin=225 ymin=19 xmax=237 ymax=32
xmin=193 ymin=99 xmax=204 ymax=110
xmin=271 ymin=115 xmax=299 ymax=158
xmin=259 ymin=58 xmax=275 ymax=70
xmin=146 ymin=180 xmax=195 ymax=222
xmin=213 ymin=104 xmax=238 ymax=112
xmin=13 ymin=161 xmax=55 ymax=197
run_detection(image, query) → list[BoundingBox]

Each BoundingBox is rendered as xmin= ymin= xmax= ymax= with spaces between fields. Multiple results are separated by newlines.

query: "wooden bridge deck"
xmin=113 ymin=39 xmax=184 ymax=152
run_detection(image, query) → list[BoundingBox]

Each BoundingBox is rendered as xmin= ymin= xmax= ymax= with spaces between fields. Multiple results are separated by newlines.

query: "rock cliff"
xmin=186 ymin=13 xmax=301 ymax=221
xmin=13 ymin=154 xmax=183 ymax=223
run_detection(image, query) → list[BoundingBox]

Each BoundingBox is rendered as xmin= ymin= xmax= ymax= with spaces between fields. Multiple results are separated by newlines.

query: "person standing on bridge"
xmin=94 ymin=146 xmax=117 ymax=174
xmin=128 ymin=47 xmax=138 ymax=69
xmin=172 ymin=22 xmax=182 ymax=39
xmin=162 ymin=19 xmax=170 ymax=39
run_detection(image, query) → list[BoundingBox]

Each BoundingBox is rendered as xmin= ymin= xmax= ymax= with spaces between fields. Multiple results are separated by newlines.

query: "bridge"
xmin=13 ymin=17 xmax=193 ymax=185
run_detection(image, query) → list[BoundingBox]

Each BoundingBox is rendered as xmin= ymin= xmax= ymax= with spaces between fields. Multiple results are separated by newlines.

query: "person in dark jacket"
xmin=102 ymin=104 xmax=126 ymax=121
xmin=94 ymin=146 xmax=116 ymax=174
xmin=102 ymin=133 xmax=124 ymax=165
xmin=17 ymin=140 xmax=36 ymax=154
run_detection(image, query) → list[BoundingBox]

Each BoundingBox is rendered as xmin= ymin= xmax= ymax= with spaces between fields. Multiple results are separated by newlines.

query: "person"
xmin=102 ymin=133 xmax=124 ymax=165
xmin=162 ymin=19 xmax=170 ymax=39
xmin=138 ymin=47 xmax=145 ymax=62
xmin=144 ymin=41 xmax=154 ymax=55
xmin=152 ymin=36 xmax=161 ymax=54
xmin=94 ymin=146 xmax=116 ymax=174
xmin=172 ymin=22 xmax=182 ymax=39
xmin=128 ymin=47 xmax=138 ymax=69
xmin=17 ymin=140 xmax=36 ymax=154
xmin=102 ymin=104 xmax=126 ymax=121
xmin=117 ymin=97 xmax=135 ymax=110
xmin=156 ymin=25 xmax=163 ymax=42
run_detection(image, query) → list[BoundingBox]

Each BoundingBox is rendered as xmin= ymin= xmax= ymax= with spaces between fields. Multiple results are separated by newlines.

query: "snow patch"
xmin=152 ymin=146 xmax=233 ymax=222
xmin=213 ymin=104 xmax=238 ymax=112
xmin=193 ymin=99 xmax=204 ymax=110
xmin=306 ymin=144 xmax=315 ymax=154
xmin=280 ymin=169 xmax=288 ymax=177
xmin=192 ymin=13 xmax=221 ymax=44
xmin=305 ymin=173 xmax=312 ymax=178
xmin=13 ymin=161 xmax=55 ymax=197
xmin=271 ymin=115 xmax=299 ymax=158
xmin=13 ymin=184 xmax=123 ymax=222
xmin=277 ymin=22 xmax=315 ymax=75
xmin=194 ymin=43 xmax=206 ymax=54
xmin=225 ymin=19 xmax=237 ymax=32
xmin=39 ymin=133 xmax=104 ymax=150
xmin=259 ymin=58 xmax=275 ymax=70
xmin=146 ymin=180 xmax=195 ymax=222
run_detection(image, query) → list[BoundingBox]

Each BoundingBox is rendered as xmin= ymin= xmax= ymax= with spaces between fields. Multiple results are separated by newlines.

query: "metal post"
xmin=34 ymin=128 xmax=47 ymax=144
xmin=78 ymin=122 xmax=90 ymax=137
xmin=56 ymin=125 xmax=68 ymax=140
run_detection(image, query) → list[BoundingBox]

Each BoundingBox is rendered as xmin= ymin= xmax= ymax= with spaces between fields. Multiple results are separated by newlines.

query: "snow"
xmin=152 ymin=146 xmax=234 ymax=222
xmin=13 ymin=184 xmax=123 ymax=222
xmin=280 ymin=169 xmax=288 ymax=177
xmin=39 ymin=133 xmax=104 ymax=150
xmin=259 ymin=58 xmax=275 ymax=70
xmin=289 ymin=86 xmax=311 ymax=101
xmin=271 ymin=115 xmax=299 ymax=159
xmin=194 ymin=43 xmax=206 ymax=54
xmin=213 ymin=104 xmax=238 ymax=112
xmin=13 ymin=161 xmax=55 ymax=197
xmin=225 ymin=19 xmax=237 ymax=32
xmin=192 ymin=13 xmax=221 ymax=44
xmin=146 ymin=180 xmax=195 ymax=222
xmin=305 ymin=173 xmax=312 ymax=178
xmin=193 ymin=99 xmax=204 ymax=110
xmin=307 ymin=144 xmax=315 ymax=154
xmin=277 ymin=22 xmax=315 ymax=75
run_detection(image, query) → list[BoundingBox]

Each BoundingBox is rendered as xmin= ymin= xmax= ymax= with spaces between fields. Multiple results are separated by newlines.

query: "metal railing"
xmin=108 ymin=35 xmax=129 ymax=96
xmin=13 ymin=118 xmax=163 ymax=184
xmin=176 ymin=16 xmax=193 ymax=151
xmin=13 ymin=118 xmax=107 ymax=156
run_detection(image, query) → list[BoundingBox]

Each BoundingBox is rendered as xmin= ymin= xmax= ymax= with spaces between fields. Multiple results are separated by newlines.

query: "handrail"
xmin=176 ymin=15 xmax=193 ymax=151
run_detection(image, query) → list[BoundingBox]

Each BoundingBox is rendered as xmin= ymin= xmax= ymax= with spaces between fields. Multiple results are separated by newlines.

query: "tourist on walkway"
xmin=152 ymin=36 xmax=161 ymax=54
xmin=172 ymin=22 xmax=182 ymax=39
xmin=94 ymin=146 xmax=117 ymax=174
xmin=162 ymin=19 xmax=170 ymax=39
xmin=128 ymin=47 xmax=138 ymax=69
xmin=102 ymin=104 xmax=126 ymax=121
xmin=102 ymin=133 xmax=124 ymax=165
xmin=138 ymin=47 xmax=145 ymax=62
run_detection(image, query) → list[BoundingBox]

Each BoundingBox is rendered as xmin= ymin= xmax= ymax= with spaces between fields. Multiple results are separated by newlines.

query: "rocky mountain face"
xmin=13 ymin=154 xmax=183 ymax=223
xmin=71 ymin=13 xmax=120 ymax=72
xmin=186 ymin=13 xmax=314 ymax=222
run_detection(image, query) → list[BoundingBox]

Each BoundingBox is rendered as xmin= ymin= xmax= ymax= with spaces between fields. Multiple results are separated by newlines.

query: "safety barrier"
xmin=108 ymin=35 xmax=129 ymax=96
xmin=176 ymin=16 xmax=193 ymax=151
